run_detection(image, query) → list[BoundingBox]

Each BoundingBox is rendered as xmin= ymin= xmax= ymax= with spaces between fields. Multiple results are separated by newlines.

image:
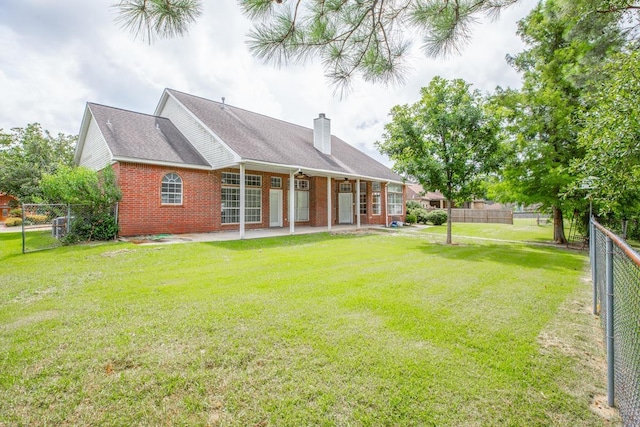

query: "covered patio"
xmin=120 ymin=224 xmax=389 ymax=245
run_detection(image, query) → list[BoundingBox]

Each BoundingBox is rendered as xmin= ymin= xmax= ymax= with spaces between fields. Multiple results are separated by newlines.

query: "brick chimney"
xmin=313 ymin=113 xmax=331 ymax=155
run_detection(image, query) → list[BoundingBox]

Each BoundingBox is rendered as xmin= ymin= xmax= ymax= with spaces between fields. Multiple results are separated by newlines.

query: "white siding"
xmin=159 ymin=96 xmax=236 ymax=168
xmin=79 ymin=115 xmax=112 ymax=171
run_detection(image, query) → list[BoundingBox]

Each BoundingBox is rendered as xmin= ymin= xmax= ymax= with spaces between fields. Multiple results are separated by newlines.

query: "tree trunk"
xmin=622 ymin=219 xmax=628 ymax=239
xmin=446 ymin=200 xmax=452 ymax=244
xmin=553 ymin=205 xmax=567 ymax=244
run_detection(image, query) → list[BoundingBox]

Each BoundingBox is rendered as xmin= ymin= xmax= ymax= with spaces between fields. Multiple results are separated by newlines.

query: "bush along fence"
xmin=20 ymin=203 xmax=119 ymax=254
xmin=591 ymin=218 xmax=640 ymax=426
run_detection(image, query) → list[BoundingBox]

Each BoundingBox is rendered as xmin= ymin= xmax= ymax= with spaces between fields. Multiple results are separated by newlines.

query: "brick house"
xmin=0 ymin=193 xmax=17 ymax=222
xmin=74 ymin=88 xmax=405 ymax=237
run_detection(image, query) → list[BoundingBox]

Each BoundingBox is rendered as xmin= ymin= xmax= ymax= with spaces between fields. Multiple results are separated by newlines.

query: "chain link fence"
xmin=591 ymin=218 xmax=640 ymax=426
xmin=21 ymin=203 xmax=118 ymax=254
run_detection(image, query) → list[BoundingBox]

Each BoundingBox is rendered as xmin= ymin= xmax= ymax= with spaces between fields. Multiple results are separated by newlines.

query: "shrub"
xmin=9 ymin=208 xmax=22 ymax=218
xmin=405 ymin=213 xmax=417 ymax=224
xmin=62 ymin=211 xmax=119 ymax=244
xmin=26 ymin=214 xmax=48 ymax=224
xmin=4 ymin=217 xmax=22 ymax=227
xmin=407 ymin=203 xmax=430 ymax=224
xmin=416 ymin=209 xmax=430 ymax=224
xmin=428 ymin=210 xmax=448 ymax=226
xmin=406 ymin=200 xmax=422 ymax=211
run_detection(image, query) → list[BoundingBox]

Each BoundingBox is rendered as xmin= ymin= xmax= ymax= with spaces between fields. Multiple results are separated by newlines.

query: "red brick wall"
xmin=115 ymin=162 xmax=217 ymax=236
xmin=309 ymin=176 xmax=328 ymax=226
xmin=113 ymin=162 xmax=403 ymax=236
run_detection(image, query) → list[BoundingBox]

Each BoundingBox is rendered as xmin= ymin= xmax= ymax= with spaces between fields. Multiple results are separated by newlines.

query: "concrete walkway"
xmin=119 ymin=224 xmax=393 ymax=245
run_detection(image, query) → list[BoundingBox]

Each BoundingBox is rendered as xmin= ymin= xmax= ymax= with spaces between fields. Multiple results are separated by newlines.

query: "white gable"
xmin=157 ymin=93 xmax=237 ymax=169
xmin=78 ymin=112 xmax=113 ymax=171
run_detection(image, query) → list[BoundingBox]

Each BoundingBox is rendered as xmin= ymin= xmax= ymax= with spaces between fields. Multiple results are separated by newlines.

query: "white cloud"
xmin=0 ymin=0 xmax=535 ymax=165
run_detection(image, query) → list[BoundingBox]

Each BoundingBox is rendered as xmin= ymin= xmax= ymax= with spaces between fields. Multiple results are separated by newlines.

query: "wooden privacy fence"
xmin=428 ymin=208 xmax=513 ymax=224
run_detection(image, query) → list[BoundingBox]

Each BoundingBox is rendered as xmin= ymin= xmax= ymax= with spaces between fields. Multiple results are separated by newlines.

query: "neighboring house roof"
xmin=86 ymin=103 xmax=210 ymax=168
xmin=160 ymin=89 xmax=402 ymax=182
xmin=407 ymin=183 xmax=446 ymax=201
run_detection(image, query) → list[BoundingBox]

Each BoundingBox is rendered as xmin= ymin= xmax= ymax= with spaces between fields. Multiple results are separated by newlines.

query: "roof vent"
xmin=106 ymin=119 xmax=112 ymax=126
xmin=221 ymin=96 xmax=226 ymax=109
xmin=156 ymin=123 xmax=160 ymax=130
xmin=313 ymin=113 xmax=331 ymax=155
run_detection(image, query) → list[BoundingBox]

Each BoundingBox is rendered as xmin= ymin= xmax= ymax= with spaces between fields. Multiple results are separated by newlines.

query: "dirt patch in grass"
xmin=101 ymin=248 xmax=135 ymax=257
xmin=2 ymin=310 xmax=59 ymax=332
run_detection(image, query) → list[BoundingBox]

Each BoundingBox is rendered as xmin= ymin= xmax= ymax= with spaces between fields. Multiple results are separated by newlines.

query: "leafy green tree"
xmin=41 ymin=165 xmax=122 ymax=242
xmin=490 ymin=0 xmax=622 ymax=243
xmin=40 ymin=165 xmax=121 ymax=208
xmin=114 ymin=0 xmax=639 ymax=92
xmin=0 ymin=124 xmax=76 ymax=203
xmin=572 ymin=51 xmax=640 ymax=222
xmin=377 ymin=76 xmax=501 ymax=244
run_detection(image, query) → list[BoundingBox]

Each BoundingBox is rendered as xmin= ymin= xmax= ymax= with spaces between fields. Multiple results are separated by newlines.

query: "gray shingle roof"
xmin=89 ymin=103 xmax=210 ymax=168
xmin=166 ymin=89 xmax=402 ymax=181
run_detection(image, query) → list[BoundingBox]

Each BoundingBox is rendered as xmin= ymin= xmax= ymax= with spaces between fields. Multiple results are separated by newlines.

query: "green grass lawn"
xmin=422 ymin=218 xmax=555 ymax=242
xmin=0 ymin=230 xmax=615 ymax=426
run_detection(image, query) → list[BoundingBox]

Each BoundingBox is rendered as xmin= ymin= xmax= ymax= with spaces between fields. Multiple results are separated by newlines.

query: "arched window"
xmin=161 ymin=173 xmax=182 ymax=205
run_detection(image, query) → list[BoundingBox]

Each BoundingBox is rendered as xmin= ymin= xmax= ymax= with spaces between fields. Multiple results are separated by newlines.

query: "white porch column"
xmin=289 ymin=170 xmax=295 ymax=235
xmin=356 ymin=178 xmax=361 ymax=229
xmin=385 ymin=182 xmax=389 ymax=227
xmin=239 ymin=163 xmax=245 ymax=239
xmin=327 ymin=176 xmax=332 ymax=231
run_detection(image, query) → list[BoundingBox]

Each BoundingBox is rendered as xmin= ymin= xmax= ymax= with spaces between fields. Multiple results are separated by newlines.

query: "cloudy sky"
xmin=0 ymin=0 xmax=535 ymax=165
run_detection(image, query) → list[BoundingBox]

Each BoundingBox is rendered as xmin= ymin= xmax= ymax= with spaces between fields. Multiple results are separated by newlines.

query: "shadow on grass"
xmin=202 ymin=231 xmax=372 ymax=251
xmin=416 ymin=241 xmax=586 ymax=273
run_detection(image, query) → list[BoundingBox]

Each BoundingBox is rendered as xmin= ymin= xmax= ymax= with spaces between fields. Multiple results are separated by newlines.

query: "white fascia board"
xmin=153 ymin=90 xmax=170 ymax=116
xmin=112 ymin=156 xmax=213 ymax=171
xmin=75 ymin=105 xmax=115 ymax=166
xmin=162 ymin=90 xmax=242 ymax=164
xmin=243 ymin=159 xmax=404 ymax=184
xmin=74 ymin=104 xmax=92 ymax=165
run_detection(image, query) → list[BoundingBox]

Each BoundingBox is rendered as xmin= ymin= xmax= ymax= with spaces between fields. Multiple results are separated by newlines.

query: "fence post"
xmin=605 ymin=235 xmax=615 ymax=407
xmin=21 ymin=204 xmax=26 ymax=254
xmin=591 ymin=219 xmax=597 ymax=315
xmin=67 ymin=204 xmax=72 ymax=234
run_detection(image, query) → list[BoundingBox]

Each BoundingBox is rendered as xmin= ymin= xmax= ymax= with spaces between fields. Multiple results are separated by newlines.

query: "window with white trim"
xmin=295 ymin=190 xmax=309 ymax=221
xmin=271 ymin=177 xmax=282 ymax=188
xmin=245 ymin=174 xmax=262 ymax=187
xmin=222 ymin=172 xmax=262 ymax=187
xmin=161 ymin=173 xmax=182 ymax=205
xmin=339 ymin=182 xmax=351 ymax=192
xmin=221 ymin=172 xmax=262 ymax=224
xmin=372 ymin=182 xmax=381 ymax=192
xmin=359 ymin=181 xmax=367 ymax=215
xmin=387 ymin=183 xmax=404 ymax=215
xmin=221 ymin=187 xmax=240 ymax=223
xmin=293 ymin=179 xmax=310 ymax=221
xmin=294 ymin=179 xmax=309 ymax=190
xmin=221 ymin=172 xmax=240 ymax=185
xmin=245 ymin=188 xmax=262 ymax=222
xmin=372 ymin=192 xmax=381 ymax=215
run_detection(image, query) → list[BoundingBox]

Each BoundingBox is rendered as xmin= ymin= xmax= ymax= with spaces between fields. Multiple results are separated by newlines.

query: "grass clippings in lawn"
xmin=0 ymin=230 xmax=619 ymax=426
